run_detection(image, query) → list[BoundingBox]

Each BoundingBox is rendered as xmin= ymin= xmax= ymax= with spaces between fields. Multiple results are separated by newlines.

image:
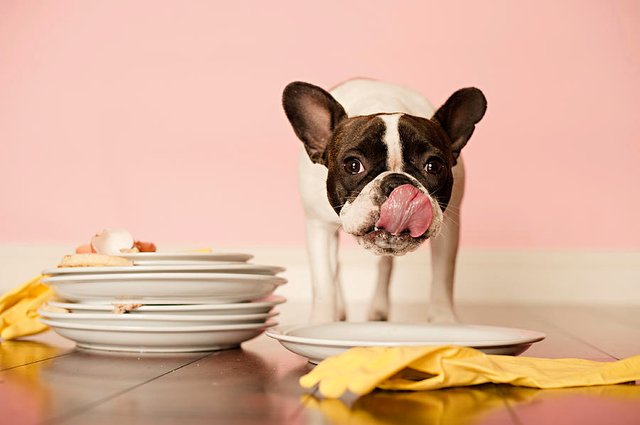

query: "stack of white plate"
xmin=39 ymin=252 xmax=286 ymax=353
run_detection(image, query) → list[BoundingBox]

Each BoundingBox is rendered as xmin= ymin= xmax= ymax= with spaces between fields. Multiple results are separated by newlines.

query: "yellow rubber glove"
xmin=300 ymin=345 xmax=640 ymax=399
xmin=0 ymin=276 xmax=54 ymax=340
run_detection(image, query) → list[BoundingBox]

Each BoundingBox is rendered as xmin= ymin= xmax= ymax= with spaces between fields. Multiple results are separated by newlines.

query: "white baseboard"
xmin=1 ymin=244 xmax=639 ymax=306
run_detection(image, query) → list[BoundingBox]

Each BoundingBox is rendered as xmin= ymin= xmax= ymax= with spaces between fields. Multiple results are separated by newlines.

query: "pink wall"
xmin=1 ymin=1 xmax=639 ymax=248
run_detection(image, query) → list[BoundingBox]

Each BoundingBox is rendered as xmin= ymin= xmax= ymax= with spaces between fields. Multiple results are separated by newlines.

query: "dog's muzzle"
xmin=375 ymin=184 xmax=433 ymax=237
xmin=339 ymin=172 xmax=441 ymax=256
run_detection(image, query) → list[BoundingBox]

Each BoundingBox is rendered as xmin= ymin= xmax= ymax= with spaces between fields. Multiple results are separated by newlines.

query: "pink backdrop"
xmin=1 ymin=1 xmax=639 ymax=248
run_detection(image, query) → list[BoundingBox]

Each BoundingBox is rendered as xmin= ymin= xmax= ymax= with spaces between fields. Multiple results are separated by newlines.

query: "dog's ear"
xmin=433 ymin=87 xmax=487 ymax=163
xmin=283 ymin=82 xmax=347 ymax=165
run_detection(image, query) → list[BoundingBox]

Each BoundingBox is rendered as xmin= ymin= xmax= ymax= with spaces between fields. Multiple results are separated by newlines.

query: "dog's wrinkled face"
xmin=326 ymin=113 xmax=450 ymax=255
xmin=283 ymin=82 xmax=486 ymax=255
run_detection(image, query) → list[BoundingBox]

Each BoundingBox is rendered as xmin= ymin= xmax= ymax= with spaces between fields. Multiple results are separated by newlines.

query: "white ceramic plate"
xmin=43 ymin=263 xmax=285 ymax=276
xmin=46 ymin=295 xmax=286 ymax=315
xmin=40 ymin=318 xmax=277 ymax=353
xmin=38 ymin=309 xmax=278 ymax=326
xmin=266 ymin=322 xmax=546 ymax=363
xmin=41 ymin=273 xmax=286 ymax=304
xmin=118 ymin=252 xmax=252 ymax=265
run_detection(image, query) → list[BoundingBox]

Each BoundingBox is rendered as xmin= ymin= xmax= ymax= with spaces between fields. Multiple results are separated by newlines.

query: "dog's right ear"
xmin=282 ymin=82 xmax=347 ymax=165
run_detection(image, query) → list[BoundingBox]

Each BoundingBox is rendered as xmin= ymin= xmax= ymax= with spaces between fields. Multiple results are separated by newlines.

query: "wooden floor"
xmin=1 ymin=304 xmax=639 ymax=425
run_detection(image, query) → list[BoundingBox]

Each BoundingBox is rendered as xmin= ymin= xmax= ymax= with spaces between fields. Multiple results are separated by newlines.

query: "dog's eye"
xmin=425 ymin=158 xmax=445 ymax=175
xmin=344 ymin=157 xmax=365 ymax=175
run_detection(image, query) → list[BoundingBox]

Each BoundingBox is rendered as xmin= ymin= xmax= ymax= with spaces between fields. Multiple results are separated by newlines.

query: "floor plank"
xmin=588 ymin=306 xmax=640 ymax=330
xmin=1 ymin=332 xmax=75 ymax=370
xmin=55 ymin=337 xmax=311 ymax=425
xmin=0 ymin=348 xmax=206 ymax=425
xmin=54 ymin=336 xmax=520 ymax=425
xmin=1 ymin=303 xmax=638 ymax=425
xmin=523 ymin=305 xmax=640 ymax=359
xmin=502 ymin=384 xmax=640 ymax=425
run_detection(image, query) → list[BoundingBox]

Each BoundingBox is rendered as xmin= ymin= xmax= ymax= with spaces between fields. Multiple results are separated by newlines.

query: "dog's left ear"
xmin=433 ymin=87 xmax=487 ymax=162
xmin=282 ymin=82 xmax=347 ymax=165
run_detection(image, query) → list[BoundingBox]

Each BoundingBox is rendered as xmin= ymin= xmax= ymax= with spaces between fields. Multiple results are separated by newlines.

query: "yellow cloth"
xmin=0 ymin=276 xmax=53 ymax=340
xmin=300 ymin=345 xmax=640 ymax=399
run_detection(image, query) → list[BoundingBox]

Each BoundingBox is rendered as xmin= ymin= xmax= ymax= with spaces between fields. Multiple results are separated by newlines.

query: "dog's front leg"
xmin=428 ymin=158 xmax=465 ymax=323
xmin=367 ymin=255 xmax=393 ymax=321
xmin=306 ymin=219 xmax=346 ymax=323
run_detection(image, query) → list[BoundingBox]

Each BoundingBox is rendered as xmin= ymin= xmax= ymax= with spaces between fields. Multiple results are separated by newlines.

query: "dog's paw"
xmin=310 ymin=305 xmax=346 ymax=323
xmin=367 ymin=308 xmax=389 ymax=321
xmin=367 ymin=294 xmax=390 ymax=321
xmin=426 ymin=306 xmax=459 ymax=324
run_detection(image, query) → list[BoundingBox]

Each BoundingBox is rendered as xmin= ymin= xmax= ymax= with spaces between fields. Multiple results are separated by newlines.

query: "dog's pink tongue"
xmin=376 ymin=185 xmax=433 ymax=237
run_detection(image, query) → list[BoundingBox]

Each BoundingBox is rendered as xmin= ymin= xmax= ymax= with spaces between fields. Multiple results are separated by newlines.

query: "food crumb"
xmin=112 ymin=303 xmax=143 ymax=314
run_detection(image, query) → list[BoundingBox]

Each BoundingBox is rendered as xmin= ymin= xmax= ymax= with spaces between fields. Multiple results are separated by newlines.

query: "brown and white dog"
xmin=282 ymin=79 xmax=486 ymax=323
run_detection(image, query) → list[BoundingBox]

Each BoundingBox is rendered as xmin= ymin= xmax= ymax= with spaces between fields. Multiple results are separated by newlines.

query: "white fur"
xmin=330 ymin=79 xmax=435 ymax=117
xmin=299 ymin=78 xmax=462 ymax=323
xmin=379 ymin=114 xmax=403 ymax=172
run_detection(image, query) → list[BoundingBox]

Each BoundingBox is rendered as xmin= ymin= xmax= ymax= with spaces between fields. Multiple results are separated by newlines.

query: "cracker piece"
xmin=58 ymin=253 xmax=133 ymax=268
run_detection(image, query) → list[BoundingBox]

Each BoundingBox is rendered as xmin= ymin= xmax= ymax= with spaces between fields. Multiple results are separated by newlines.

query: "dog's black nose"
xmin=381 ymin=173 xmax=416 ymax=198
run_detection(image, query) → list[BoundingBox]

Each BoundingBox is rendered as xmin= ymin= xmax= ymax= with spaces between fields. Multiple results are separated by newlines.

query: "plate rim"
xmin=118 ymin=252 xmax=253 ymax=260
xmin=46 ymin=295 xmax=286 ymax=311
xmin=40 ymin=318 xmax=278 ymax=332
xmin=38 ymin=309 xmax=279 ymax=322
xmin=41 ymin=273 xmax=287 ymax=285
xmin=74 ymin=342 xmax=241 ymax=352
xmin=43 ymin=264 xmax=286 ymax=276
xmin=265 ymin=323 xmax=546 ymax=348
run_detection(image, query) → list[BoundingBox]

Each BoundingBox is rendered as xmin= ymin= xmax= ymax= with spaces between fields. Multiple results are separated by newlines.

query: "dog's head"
xmin=283 ymin=82 xmax=486 ymax=255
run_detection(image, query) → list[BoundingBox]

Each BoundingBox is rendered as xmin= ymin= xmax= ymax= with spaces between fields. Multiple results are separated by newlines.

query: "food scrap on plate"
xmin=60 ymin=228 xmax=156 ymax=268
xmin=79 ymin=228 xmax=156 ymax=254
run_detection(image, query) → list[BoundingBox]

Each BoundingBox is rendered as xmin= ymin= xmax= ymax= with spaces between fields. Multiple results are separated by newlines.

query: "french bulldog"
xmin=282 ymin=79 xmax=486 ymax=323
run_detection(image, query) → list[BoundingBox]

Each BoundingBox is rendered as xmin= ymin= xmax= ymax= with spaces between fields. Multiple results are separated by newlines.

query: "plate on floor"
xmin=266 ymin=322 xmax=546 ymax=363
xmin=38 ymin=309 xmax=278 ymax=326
xmin=43 ymin=263 xmax=285 ymax=276
xmin=40 ymin=318 xmax=277 ymax=352
xmin=117 ymin=252 xmax=252 ymax=265
xmin=41 ymin=273 xmax=286 ymax=304
xmin=46 ymin=295 xmax=286 ymax=315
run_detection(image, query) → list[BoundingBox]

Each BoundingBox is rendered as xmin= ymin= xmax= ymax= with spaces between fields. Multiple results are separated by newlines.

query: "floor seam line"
xmin=0 ymin=350 xmax=75 ymax=372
